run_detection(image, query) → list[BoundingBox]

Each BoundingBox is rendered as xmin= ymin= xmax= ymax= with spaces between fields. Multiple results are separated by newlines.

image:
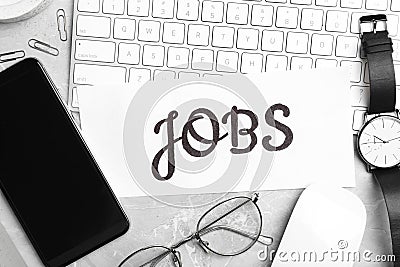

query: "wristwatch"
xmin=357 ymin=15 xmax=400 ymax=263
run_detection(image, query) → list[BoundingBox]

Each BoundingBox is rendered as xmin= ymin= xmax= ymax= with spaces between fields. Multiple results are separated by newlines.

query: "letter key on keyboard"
xmin=114 ymin=18 xmax=136 ymax=40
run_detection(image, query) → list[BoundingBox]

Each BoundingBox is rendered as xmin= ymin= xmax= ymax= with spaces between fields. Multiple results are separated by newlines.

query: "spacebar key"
xmin=73 ymin=64 xmax=126 ymax=84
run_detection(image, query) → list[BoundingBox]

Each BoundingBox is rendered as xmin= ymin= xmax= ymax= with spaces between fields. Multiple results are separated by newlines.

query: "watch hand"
xmin=361 ymin=141 xmax=385 ymax=145
xmin=373 ymin=135 xmax=388 ymax=143
xmin=387 ymin=136 xmax=400 ymax=142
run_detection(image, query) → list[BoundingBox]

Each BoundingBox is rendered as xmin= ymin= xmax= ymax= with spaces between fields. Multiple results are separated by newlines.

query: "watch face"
xmin=358 ymin=115 xmax=400 ymax=168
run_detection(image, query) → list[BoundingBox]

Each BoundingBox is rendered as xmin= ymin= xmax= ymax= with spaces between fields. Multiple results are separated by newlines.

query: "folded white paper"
xmin=78 ymin=69 xmax=355 ymax=198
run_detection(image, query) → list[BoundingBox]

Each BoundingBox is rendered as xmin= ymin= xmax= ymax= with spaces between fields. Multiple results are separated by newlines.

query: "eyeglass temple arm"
xmin=118 ymin=248 xmax=173 ymax=267
xmin=198 ymin=225 xmax=273 ymax=247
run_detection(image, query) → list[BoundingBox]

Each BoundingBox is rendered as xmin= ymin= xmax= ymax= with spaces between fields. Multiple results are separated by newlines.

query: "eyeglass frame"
xmin=118 ymin=193 xmax=274 ymax=267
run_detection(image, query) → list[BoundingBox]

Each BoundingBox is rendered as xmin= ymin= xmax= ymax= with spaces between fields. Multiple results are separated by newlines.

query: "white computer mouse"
xmin=271 ymin=183 xmax=366 ymax=267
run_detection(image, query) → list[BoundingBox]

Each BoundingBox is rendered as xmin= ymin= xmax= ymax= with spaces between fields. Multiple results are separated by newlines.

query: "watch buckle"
xmin=359 ymin=14 xmax=387 ymax=36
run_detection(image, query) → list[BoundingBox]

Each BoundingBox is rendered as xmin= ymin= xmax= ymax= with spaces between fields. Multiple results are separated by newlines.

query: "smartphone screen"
xmin=0 ymin=58 xmax=129 ymax=267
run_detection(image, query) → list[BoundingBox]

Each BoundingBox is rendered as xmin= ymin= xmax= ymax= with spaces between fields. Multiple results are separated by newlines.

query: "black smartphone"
xmin=0 ymin=58 xmax=129 ymax=267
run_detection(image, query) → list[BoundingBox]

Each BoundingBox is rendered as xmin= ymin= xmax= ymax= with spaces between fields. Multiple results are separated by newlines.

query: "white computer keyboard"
xmin=69 ymin=0 xmax=400 ymax=132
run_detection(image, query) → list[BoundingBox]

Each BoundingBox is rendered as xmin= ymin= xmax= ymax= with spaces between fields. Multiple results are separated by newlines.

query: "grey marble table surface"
xmin=0 ymin=1 xmax=394 ymax=266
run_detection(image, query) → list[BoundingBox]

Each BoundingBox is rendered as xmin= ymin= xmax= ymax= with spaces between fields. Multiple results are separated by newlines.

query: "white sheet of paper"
xmin=78 ymin=69 xmax=355 ymax=197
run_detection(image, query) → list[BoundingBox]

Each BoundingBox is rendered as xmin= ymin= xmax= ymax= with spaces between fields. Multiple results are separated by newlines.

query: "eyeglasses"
xmin=118 ymin=193 xmax=273 ymax=267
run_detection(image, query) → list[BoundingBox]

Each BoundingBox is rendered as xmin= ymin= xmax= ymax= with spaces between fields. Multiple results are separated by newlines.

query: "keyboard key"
xmin=353 ymin=109 xmax=367 ymax=131
xmin=212 ymin=26 xmax=235 ymax=48
xmin=341 ymin=60 xmax=362 ymax=82
xmin=78 ymin=0 xmax=100 ymax=12
xmin=311 ymin=34 xmax=334 ymax=56
xmin=393 ymin=0 xmax=400 ymax=11
xmin=75 ymin=39 xmax=115 ymax=63
xmin=241 ymin=53 xmax=263 ymax=73
xmin=315 ymin=58 xmax=337 ymax=68
xmin=177 ymin=0 xmax=199 ymax=21
xmin=336 ymin=35 xmax=358 ymax=57
xmin=138 ymin=20 xmax=161 ymax=42
xmin=351 ymin=86 xmax=369 ymax=107
xmin=103 ymin=0 xmax=125 ymax=14
xmin=395 ymin=64 xmax=400 ymax=85
xmin=276 ymin=6 xmax=299 ymax=29
xmin=187 ymin=24 xmax=210 ymax=46
xmin=178 ymin=72 xmax=200 ymax=79
xmin=118 ymin=43 xmax=140 ymax=64
xmin=286 ymin=32 xmax=309 ymax=54
xmin=167 ymin=47 xmax=190 ymax=68
xmin=350 ymin=13 xmax=369 ymax=33
xmin=366 ymin=0 xmax=387 ymax=11
xmin=387 ymin=15 xmax=399 ymax=36
xmin=360 ymin=42 xmax=366 ymax=58
xmin=300 ymin=8 xmax=323 ymax=31
xmin=192 ymin=49 xmax=214 ymax=70
xmin=397 ymin=87 xmax=400 ymax=108
xmin=163 ymin=22 xmax=185 ymax=44
xmin=261 ymin=30 xmax=284 ymax=52
xmin=326 ymin=11 xmax=348 ymax=33
xmin=154 ymin=70 xmax=176 ymax=80
xmin=290 ymin=56 xmax=313 ymax=70
xmin=393 ymin=39 xmax=400 ymax=61
xmin=114 ymin=18 xmax=136 ymax=40
xmin=128 ymin=0 xmax=150 ymax=17
xmin=129 ymin=68 xmax=151 ymax=85
xmin=251 ymin=4 xmax=274 ymax=27
xmin=143 ymin=45 xmax=165 ymax=66
xmin=237 ymin=28 xmax=259 ymax=50
xmin=216 ymin=51 xmax=239 ymax=72
xmin=72 ymin=87 xmax=79 ymax=108
xmin=266 ymin=0 xmax=286 ymax=3
xmin=265 ymin=55 xmax=288 ymax=71
xmin=291 ymin=0 xmax=312 ymax=4
xmin=203 ymin=73 xmax=222 ymax=78
xmin=152 ymin=0 xmax=175 ymax=19
xmin=226 ymin=3 xmax=249 ymax=25
xmin=74 ymin=64 xmax=126 ymax=84
xmin=76 ymin=15 xmax=111 ymax=38
xmin=340 ymin=0 xmax=362 ymax=8
xmin=364 ymin=62 xmax=369 ymax=83
xmin=202 ymin=1 xmax=224 ymax=23
xmin=315 ymin=0 xmax=337 ymax=7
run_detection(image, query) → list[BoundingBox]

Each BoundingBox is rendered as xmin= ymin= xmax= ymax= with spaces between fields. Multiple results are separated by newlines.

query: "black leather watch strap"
xmin=373 ymin=167 xmax=400 ymax=263
xmin=361 ymin=15 xmax=400 ymax=264
xmin=362 ymin=30 xmax=396 ymax=114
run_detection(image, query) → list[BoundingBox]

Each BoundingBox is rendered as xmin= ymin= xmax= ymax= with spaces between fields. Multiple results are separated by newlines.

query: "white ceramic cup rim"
xmin=0 ymin=0 xmax=50 ymax=23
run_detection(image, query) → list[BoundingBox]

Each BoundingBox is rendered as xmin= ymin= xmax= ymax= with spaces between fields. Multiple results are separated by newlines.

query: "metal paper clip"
xmin=0 ymin=50 xmax=25 ymax=63
xmin=28 ymin=39 xmax=59 ymax=56
xmin=57 ymin=9 xmax=67 ymax=42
